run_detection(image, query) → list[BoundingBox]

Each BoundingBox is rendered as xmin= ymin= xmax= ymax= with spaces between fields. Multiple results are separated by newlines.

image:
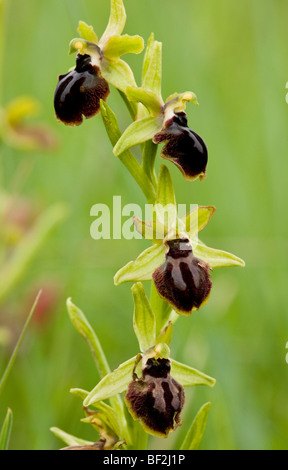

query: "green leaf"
xmin=132 ymin=283 xmax=156 ymax=352
xmin=100 ymin=100 xmax=156 ymax=203
xmin=114 ymin=243 xmax=166 ymax=285
xmin=113 ymin=115 xmax=163 ymax=156
xmin=192 ymin=240 xmax=245 ymax=268
xmin=180 ymin=402 xmax=211 ymax=450
xmin=142 ymin=36 xmax=162 ymax=98
xmin=104 ymin=34 xmax=144 ymax=59
xmin=0 ymin=408 xmax=13 ymax=450
xmin=84 ymin=356 xmax=139 ymax=407
xmin=126 ymin=86 xmax=163 ymax=117
xmin=67 ymin=298 xmax=111 ymax=379
xmin=50 ymin=427 xmax=94 ymax=448
xmin=100 ymin=0 xmax=126 ymax=45
xmin=77 ymin=20 xmax=98 ymax=43
xmin=101 ymin=57 xmax=137 ymax=92
xmin=184 ymin=206 xmax=216 ymax=238
xmin=170 ymin=359 xmax=216 ymax=387
xmin=133 ymin=217 xmax=166 ymax=243
xmin=0 ymin=291 xmax=41 ymax=397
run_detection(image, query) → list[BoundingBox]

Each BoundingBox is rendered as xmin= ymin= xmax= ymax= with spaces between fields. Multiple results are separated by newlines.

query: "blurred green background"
xmin=0 ymin=0 xmax=288 ymax=450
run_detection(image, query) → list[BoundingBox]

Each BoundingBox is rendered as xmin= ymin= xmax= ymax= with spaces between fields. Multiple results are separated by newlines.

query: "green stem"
xmin=100 ymin=100 xmax=156 ymax=204
xmin=117 ymin=89 xmax=137 ymax=121
xmin=142 ymin=140 xmax=158 ymax=188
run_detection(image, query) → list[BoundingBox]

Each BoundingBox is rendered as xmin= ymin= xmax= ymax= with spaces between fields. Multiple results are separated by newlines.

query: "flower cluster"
xmin=52 ymin=0 xmax=245 ymax=451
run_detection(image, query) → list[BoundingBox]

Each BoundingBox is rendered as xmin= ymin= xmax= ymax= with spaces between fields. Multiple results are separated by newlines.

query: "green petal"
xmin=83 ymin=356 xmax=139 ymax=407
xmin=192 ymin=240 xmax=245 ymax=268
xmin=132 ymin=283 xmax=156 ymax=353
xmin=77 ymin=20 xmax=98 ymax=43
xmin=126 ymin=86 xmax=163 ymax=117
xmin=114 ymin=243 xmax=166 ymax=285
xmin=184 ymin=206 xmax=216 ymax=239
xmin=133 ymin=217 xmax=167 ymax=243
xmin=104 ymin=34 xmax=144 ymax=59
xmin=113 ymin=115 xmax=163 ymax=156
xmin=170 ymin=359 xmax=216 ymax=387
xmin=180 ymin=402 xmax=211 ymax=450
xmin=101 ymin=58 xmax=137 ymax=93
xmin=100 ymin=0 xmax=126 ymax=45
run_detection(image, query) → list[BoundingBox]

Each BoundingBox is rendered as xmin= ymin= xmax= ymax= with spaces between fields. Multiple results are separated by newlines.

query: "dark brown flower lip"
xmin=54 ymin=54 xmax=110 ymax=126
xmin=125 ymin=357 xmax=185 ymax=438
xmin=153 ymin=112 xmax=208 ymax=181
xmin=153 ymin=238 xmax=212 ymax=315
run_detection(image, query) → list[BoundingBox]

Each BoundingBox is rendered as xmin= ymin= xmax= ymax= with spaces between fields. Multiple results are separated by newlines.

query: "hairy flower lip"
xmin=153 ymin=112 xmax=208 ymax=181
xmin=152 ymin=237 xmax=212 ymax=316
xmin=125 ymin=357 xmax=184 ymax=438
xmin=54 ymin=54 xmax=110 ymax=126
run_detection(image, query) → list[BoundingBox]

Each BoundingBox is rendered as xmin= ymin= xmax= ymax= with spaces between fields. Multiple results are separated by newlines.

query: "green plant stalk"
xmin=100 ymin=100 xmax=156 ymax=204
xmin=0 ymin=291 xmax=41 ymax=398
xmin=142 ymin=140 xmax=158 ymax=188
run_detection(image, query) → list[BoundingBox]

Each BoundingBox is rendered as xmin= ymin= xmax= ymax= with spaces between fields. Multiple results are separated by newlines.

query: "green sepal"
xmin=114 ymin=243 xmax=165 ymax=285
xmin=104 ymin=34 xmax=144 ymax=59
xmin=0 ymin=408 xmax=13 ymax=450
xmin=133 ymin=217 xmax=167 ymax=243
xmin=50 ymin=427 xmax=94 ymax=448
xmin=184 ymin=206 xmax=216 ymax=239
xmin=113 ymin=115 xmax=163 ymax=156
xmin=84 ymin=356 xmax=141 ymax=407
xmin=170 ymin=359 xmax=216 ymax=387
xmin=180 ymin=402 xmax=211 ymax=450
xmin=142 ymin=34 xmax=162 ymax=98
xmin=77 ymin=20 xmax=98 ymax=43
xmin=132 ymin=282 xmax=156 ymax=353
xmin=100 ymin=0 xmax=126 ymax=45
xmin=192 ymin=240 xmax=245 ymax=268
xmin=126 ymin=86 xmax=163 ymax=117
xmin=101 ymin=58 xmax=137 ymax=93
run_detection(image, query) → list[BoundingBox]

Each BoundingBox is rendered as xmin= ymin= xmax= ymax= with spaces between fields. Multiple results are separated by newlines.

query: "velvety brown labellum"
xmin=54 ymin=54 xmax=110 ymax=126
xmin=152 ymin=238 xmax=212 ymax=315
xmin=125 ymin=358 xmax=184 ymax=438
xmin=153 ymin=112 xmax=208 ymax=181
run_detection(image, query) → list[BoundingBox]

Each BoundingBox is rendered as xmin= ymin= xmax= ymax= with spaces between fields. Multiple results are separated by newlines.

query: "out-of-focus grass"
xmin=0 ymin=0 xmax=288 ymax=450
